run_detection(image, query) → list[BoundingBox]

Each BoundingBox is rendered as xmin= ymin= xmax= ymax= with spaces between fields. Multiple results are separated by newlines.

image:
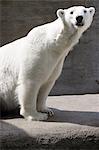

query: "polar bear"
xmin=0 ymin=6 xmax=95 ymax=120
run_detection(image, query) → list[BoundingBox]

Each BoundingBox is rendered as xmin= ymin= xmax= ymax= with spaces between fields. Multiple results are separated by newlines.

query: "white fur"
xmin=0 ymin=6 xmax=95 ymax=120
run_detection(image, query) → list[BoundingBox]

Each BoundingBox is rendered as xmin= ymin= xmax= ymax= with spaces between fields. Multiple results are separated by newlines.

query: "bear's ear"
xmin=89 ymin=7 xmax=95 ymax=15
xmin=57 ymin=9 xmax=64 ymax=18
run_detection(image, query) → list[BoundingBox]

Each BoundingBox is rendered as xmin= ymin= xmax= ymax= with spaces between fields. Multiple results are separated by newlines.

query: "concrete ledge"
xmin=0 ymin=94 xmax=99 ymax=149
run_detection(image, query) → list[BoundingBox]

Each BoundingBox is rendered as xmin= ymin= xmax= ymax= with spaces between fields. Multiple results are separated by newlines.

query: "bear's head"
xmin=57 ymin=6 xmax=95 ymax=32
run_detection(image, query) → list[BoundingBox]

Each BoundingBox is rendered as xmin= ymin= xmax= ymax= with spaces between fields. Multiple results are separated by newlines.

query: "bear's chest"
xmin=46 ymin=29 xmax=80 ymax=58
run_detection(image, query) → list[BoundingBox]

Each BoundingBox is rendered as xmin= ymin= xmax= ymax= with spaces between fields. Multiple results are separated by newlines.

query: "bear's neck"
xmin=49 ymin=18 xmax=83 ymax=55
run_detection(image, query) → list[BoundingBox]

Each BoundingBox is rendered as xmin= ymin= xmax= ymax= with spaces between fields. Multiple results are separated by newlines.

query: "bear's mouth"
xmin=76 ymin=22 xmax=84 ymax=27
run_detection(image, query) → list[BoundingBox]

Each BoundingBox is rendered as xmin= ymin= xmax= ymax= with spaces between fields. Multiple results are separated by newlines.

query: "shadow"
xmin=0 ymin=98 xmax=22 ymax=119
xmin=0 ymin=107 xmax=23 ymax=119
xmin=47 ymin=108 xmax=99 ymax=127
xmin=1 ymin=107 xmax=99 ymax=127
xmin=0 ymin=121 xmax=29 ymax=149
xmin=0 ymin=121 xmax=46 ymax=149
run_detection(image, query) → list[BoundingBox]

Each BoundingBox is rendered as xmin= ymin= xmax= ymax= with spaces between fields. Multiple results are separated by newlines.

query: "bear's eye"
xmin=90 ymin=10 xmax=92 ymax=13
xmin=70 ymin=11 xmax=74 ymax=14
xmin=84 ymin=10 xmax=87 ymax=13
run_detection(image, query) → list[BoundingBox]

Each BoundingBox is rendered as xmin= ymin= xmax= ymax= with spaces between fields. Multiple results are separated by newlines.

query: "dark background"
xmin=0 ymin=0 xmax=99 ymax=95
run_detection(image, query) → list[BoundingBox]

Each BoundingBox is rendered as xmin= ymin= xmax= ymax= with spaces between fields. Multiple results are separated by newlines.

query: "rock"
xmin=0 ymin=94 xmax=99 ymax=149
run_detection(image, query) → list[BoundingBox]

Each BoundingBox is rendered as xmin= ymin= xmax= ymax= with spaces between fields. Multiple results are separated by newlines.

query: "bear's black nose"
xmin=76 ymin=16 xmax=83 ymax=23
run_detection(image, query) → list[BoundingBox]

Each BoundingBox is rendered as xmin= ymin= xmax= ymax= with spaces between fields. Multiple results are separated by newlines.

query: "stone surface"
xmin=0 ymin=0 xmax=99 ymax=95
xmin=0 ymin=95 xmax=99 ymax=149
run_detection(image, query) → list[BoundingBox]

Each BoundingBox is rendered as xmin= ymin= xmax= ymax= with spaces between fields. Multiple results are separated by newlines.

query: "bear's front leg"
xmin=18 ymin=80 xmax=48 ymax=121
xmin=37 ymin=57 xmax=65 ymax=117
xmin=37 ymin=80 xmax=55 ymax=116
